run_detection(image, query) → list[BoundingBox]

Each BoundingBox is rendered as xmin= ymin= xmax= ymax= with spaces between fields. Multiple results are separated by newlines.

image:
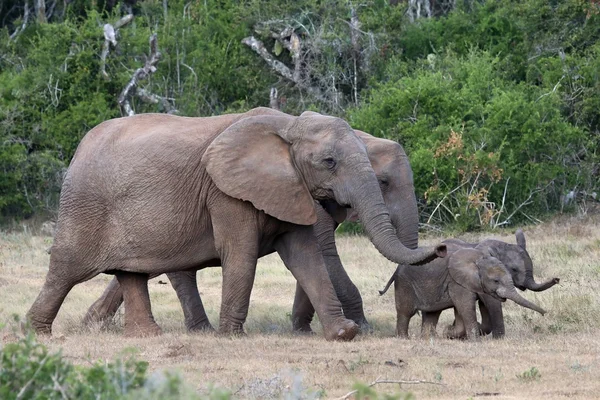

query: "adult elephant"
xmin=27 ymin=108 xmax=444 ymax=340
xmin=83 ymin=114 xmax=421 ymax=333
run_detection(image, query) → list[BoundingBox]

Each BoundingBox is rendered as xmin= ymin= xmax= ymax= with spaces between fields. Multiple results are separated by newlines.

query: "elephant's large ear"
xmin=447 ymin=249 xmax=485 ymax=293
xmin=202 ymin=115 xmax=317 ymax=225
xmin=515 ymin=229 xmax=526 ymax=250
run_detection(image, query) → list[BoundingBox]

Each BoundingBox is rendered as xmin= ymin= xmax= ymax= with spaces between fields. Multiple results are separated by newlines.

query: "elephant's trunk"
xmin=498 ymin=287 xmax=546 ymax=315
xmin=389 ymin=185 xmax=419 ymax=250
xmin=349 ymin=170 xmax=445 ymax=265
xmin=524 ymin=276 xmax=560 ymax=292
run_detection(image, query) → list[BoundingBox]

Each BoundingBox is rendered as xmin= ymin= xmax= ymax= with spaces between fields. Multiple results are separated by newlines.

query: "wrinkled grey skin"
xmin=83 ymin=112 xmax=423 ymax=334
xmin=379 ymin=247 xmax=547 ymax=340
xmin=29 ymin=107 xmax=445 ymax=340
xmin=421 ymin=230 xmax=559 ymax=338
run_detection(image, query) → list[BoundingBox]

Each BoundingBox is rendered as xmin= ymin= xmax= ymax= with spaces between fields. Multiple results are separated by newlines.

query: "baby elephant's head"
xmin=449 ymin=248 xmax=546 ymax=315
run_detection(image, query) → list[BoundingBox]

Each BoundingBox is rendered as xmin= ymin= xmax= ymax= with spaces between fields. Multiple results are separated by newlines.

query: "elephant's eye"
xmin=378 ymin=178 xmax=389 ymax=187
xmin=323 ymin=157 xmax=336 ymax=169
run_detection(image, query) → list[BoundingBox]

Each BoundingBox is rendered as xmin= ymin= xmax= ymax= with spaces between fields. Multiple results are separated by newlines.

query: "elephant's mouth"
xmin=516 ymin=284 xmax=527 ymax=291
xmin=492 ymin=293 xmax=507 ymax=302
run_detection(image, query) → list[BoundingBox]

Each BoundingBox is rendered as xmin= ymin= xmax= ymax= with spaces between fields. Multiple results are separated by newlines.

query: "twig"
xmin=536 ymin=76 xmax=564 ymax=102
xmin=426 ymin=181 xmax=468 ymax=224
xmin=334 ymin=377 xmax=445 ymax=400
xmin=100 ymin=14 xmax=133 ymax=79
xmin=16 ymin=354 xmax=50 ymax=400
xmin=269 ymin=87 xmax=279 ymax=110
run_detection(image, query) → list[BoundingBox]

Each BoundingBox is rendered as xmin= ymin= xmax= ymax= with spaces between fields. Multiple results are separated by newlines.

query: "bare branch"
xmin=334 ymin=377 xmax=445 ymax=400
xmin=269 ymin=87 xmax=279 ymax=110
xmin=242 ymin=35 xmax=330 ymax=105
xmin=35 ymin=0 xmax=46 ymax=23
xmin=118 ymin=34 xmax=172 ymax=116
xmin=242 ymin=36 xmax=294 ymax=81
xmin=9 ymin=1 xmax=30 ymax=41
xmin=100 ymin=14 xmax=134 ymax=79
xmin=136 ymin=88 xmax=177 ymax=114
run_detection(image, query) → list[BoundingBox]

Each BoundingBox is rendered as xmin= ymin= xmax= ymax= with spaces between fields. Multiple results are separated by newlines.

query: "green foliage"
xmin=350 ymin=381 xmax=414 ymax=400
xmin=516 ymin=367 xmax=541 ymax=382
xmin=0 ymin=318 xmax=227 ymax=399
xmin=0 ymin=0 xmax=598 ymax=229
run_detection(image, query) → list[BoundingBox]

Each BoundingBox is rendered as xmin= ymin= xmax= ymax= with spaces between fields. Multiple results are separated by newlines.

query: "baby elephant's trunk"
xmin=499 ymin=287 xmax=546 ymax=315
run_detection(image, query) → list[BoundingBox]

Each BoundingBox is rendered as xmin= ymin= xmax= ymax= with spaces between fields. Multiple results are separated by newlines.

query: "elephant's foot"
xmin=124 ymin=321 xmax=163 ymax=337
xmin=292 ymin=317 xmax=314 ymax=334
xmin=218 ymin=320 xmax=247 ymax=337
xmin=356 ymin=318 xmax=373 ymax=334
xmin=323 ymin=319 xmax=358 ymax=341
xmin=188 ymin=320 xmax=215 ymax=333
xmin=444 ymin=324 xmax=467 ymax=340
xmin=25 ymin=317 xmax=52 ymax=336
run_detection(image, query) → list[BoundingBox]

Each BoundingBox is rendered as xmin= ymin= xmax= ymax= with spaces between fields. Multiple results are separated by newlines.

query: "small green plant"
xmin=351 ymin=381 xmax=414 ymax=400
xmin=348 ymin=355 xmax=370 ymax=372
xmin=516 ymin=367 xmax=541 ymax=382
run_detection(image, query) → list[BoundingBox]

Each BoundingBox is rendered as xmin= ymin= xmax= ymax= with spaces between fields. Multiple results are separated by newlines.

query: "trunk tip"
xmin=435 ymin=244 xmax=447 ymax=258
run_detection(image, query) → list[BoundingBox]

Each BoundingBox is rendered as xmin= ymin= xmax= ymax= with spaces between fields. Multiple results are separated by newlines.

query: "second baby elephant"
xmin=84 ymin=114 xmax=423 ymax=334
xmin=379 ymin=247 xmax=546 ymax=339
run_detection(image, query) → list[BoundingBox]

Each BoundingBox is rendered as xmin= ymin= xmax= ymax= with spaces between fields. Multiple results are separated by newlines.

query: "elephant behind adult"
xmin=27 ymin=108 xmax=444 ymax=340
xmin=83 ymin=121 xmax=421 ymax=333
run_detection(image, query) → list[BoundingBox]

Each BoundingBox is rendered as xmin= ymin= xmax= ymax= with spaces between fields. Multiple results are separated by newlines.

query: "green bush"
xmin=349 ymin=50 xmax=594 ymax=229
xmin=0 ymin=319 xmax=228 ymax=400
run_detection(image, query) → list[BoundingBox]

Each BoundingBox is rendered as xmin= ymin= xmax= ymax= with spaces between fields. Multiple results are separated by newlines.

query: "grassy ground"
xmin=1 ymin=216 xmax=599 ymax=399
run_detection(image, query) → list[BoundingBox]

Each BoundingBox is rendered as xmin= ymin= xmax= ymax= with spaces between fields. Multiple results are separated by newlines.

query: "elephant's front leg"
xmin=478 ymin=294 xmax=505 ymax=338
xmin=449 ymin=286 xmax=479 ymax=340
xmin=167 ymin=270 xmax=214 ymax=332
xmin=421 ymin=311 xmax=441 ymax=338
xmin=291 ymin=204 xmax=369 ymax=332
xmin=276 ymin=226 xmax=358 ymax=341
xmin=115 ymin=272 xmax=162 ymax=337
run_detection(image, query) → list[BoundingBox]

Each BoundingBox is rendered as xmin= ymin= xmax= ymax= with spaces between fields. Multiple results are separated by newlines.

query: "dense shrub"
xmin=0 ymin=0 xmax=598 ymax=229
xmin=349 ymin=50 xmax=595 ymax=229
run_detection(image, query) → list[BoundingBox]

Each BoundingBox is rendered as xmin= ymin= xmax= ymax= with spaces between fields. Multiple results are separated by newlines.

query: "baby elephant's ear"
xmin=447 ymin=248 xmax=485 ymax=294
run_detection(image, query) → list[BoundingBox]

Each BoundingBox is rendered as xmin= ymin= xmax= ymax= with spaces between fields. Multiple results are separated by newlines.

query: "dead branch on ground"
xmin=334 ymin=377 xmax=445 ymax=400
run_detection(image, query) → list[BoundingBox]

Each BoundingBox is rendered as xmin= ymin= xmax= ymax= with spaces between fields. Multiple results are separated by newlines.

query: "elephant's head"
xmin=202 ymin=111 xmax=445 ymax=265
xmin=448 ymin=248 xmax=546 ymax=315
xmin=475 ymin=230 xmax=560 ymax=292
xmin=299 ymin=112 xmax=419 ymax=251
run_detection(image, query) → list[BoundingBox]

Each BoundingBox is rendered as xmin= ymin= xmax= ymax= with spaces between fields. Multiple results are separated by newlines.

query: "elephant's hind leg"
xmin=26 ymin=273 xmax=77 ymax=335
xmin=116 ymin=272 xmax=162 ymax=337
xmin=27 ymin=254 xmax=96 ymax=335
xmin=167 ymin=271 xmax=214 ymax=332
xmin=292 ymin=283 xmax=316 ymax=333
xmin=83 ymin=276 xmax=124 ymax=329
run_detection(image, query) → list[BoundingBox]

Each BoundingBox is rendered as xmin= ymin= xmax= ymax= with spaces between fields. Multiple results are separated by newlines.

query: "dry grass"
xmin=1 ymin=216 xmax=600 ymax=399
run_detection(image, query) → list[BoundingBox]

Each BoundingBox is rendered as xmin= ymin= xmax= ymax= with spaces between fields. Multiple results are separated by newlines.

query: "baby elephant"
xmin=380 ymin=248 xmax=546 ymax=339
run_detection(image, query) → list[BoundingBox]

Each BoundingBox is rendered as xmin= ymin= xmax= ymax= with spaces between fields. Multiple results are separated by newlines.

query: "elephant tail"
xmin=379 ymin=266 xmax=400 ymax=295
